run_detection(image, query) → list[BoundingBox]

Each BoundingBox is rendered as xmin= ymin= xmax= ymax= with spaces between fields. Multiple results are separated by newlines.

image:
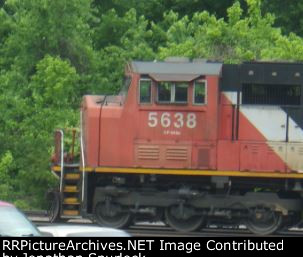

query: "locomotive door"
xmin=192 ymin=77 xmax=218 ymax=170
xmin=239 ymin=105 xmax=287 ymax=172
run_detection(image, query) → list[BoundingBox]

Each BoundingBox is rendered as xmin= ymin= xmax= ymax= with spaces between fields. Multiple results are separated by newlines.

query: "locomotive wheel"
xmin=245 ymin=208 xmax=282 ymax=235
xmin=165 ymin=205 xmax=204 ymax=232
xmin=94 ymin=201 xmax=132 ymax=229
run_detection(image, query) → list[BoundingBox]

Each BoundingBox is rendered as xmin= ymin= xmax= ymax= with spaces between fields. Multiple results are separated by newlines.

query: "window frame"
xmin=157 ymin=82 xmax=189 ymax=104
xmin=193 ymin=79 xmax=207 ymax=105
xmin=119 ymin=75 xmax=132 ymax=98
xmin=138 ymin=78 xmax=152 ymax=104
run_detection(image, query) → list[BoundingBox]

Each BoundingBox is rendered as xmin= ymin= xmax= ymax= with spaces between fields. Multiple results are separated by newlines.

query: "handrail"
xmin=58 ymin=130 xmax=64 ymax=192
xmin=80 ymin=111 xmax=86 ymax=202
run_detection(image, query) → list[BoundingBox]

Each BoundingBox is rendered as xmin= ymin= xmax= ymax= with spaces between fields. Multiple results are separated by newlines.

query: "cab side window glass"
xmin=175 ymin=83 xmax=188 ymax=103
xmin=194 ymin=80 xmax=206 ymax=104
xmin=157 ymin=82 xmax=188 ymax=103
xmin=158 ymin=82 xmax=172 ymax=102
xmin=139 ymin=79 xmax=152 ymax=103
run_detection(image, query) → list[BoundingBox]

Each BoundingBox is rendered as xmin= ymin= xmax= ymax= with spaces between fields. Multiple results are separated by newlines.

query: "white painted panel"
xmin=240 ymin=105 xmax=286 ymax=141
xmin=223 ymin=92 xmax=237 ymax=105
xmin=267 ymin=141 xmax=287 ymax=161
xmin=288 ymin=118 xmax=303 ymax=142
xmin=286 ymin=143 xmax=303 ymax=172
xmin=267 ymin=142 xmax=287 ymax=172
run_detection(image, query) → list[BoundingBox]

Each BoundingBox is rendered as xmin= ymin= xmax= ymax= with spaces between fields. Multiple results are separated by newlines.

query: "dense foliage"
xmin=1 ymin=0 xmax=303 ymax=209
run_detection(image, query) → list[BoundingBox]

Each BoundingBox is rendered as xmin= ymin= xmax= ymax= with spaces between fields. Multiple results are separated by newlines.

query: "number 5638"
xmin=148 ymin=112 xmax=196 ymax=129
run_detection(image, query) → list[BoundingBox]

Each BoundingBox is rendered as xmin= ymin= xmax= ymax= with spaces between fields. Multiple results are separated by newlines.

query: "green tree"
xmin=0 ymin=0 xmax=94 ymax=208
xmin=93 ymin=9 xmax=155 ymax=93
xmin=92 ymin=0 xmax=244 ymax=23
xmin=29 ymin=55 xmax=80 ymax=108
xmin=263 ymin=1 xmax=303 ymax=36
xmin=1 ymin=0 xmax=94 ymax=74
xmin=158 ymin=0 xmax=303 ymax=63
xmin=0 ymin=56 xmax=80 ymax=208
xmin=0 ymin=152 xmax=13 ymax=201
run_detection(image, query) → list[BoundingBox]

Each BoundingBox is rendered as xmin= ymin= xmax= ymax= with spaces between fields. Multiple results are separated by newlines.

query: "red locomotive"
xmin=50 ymin=58 xmax=303 ymax=234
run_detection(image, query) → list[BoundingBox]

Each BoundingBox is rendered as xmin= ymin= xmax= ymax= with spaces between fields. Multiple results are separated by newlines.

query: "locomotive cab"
xmin=81 ymin=59 xmax=222 ymax=170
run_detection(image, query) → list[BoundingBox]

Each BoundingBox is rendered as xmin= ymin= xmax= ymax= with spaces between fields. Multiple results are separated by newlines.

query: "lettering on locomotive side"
xmin=147 ymin=112 xmax=197 ymax=129
xmin=163 ymin=130 xmax=181 ymax=135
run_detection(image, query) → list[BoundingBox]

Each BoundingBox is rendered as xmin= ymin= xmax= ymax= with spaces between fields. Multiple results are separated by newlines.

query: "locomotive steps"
xmin=49 ymin=164 xmax=82 ymax=219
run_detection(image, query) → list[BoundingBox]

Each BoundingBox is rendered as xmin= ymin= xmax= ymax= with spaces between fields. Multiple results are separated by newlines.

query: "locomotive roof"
xmin=221 ymin=62 xmax=303 ymax=91
xmin=130 ymin=60 xmax=222 ymax=81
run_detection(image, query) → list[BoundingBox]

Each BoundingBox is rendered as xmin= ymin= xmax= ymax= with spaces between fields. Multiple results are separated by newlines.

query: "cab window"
xmin=158 ymin=82 xmax=188 ymax=104
xmin=158 ymin=82 xmax=172 ymax=102
xmin=139 ymin=79 xmax=152 ymax=103
xmin=119 ymin=76 xmax=132 ymax=96
xmin=194 ymin=80 xmax=206 ymax=105
xmin=175 ymin=83 xmax=188 ymax=103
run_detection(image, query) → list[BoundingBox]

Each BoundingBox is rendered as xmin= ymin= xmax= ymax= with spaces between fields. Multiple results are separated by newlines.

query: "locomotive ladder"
xmin=60 ymin=164 xmax=82 ymax=218
xmin=50 ymin=130 xmax=83 ymax=220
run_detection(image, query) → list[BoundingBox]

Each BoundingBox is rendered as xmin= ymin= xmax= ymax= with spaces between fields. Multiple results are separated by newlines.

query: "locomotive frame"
xmin=50 ymin=59 xmax=303 ymax=235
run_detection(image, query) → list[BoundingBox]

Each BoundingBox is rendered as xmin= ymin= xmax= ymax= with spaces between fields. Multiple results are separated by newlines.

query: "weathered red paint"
xmin=82 ymin=63 xmax=289 ymax=173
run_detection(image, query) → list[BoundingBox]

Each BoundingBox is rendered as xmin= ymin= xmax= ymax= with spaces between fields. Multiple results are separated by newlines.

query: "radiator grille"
xmin=166 ymin=147 xmax=188 ymax=161
xmin=137 ymin=145 xmax=160 ymax=160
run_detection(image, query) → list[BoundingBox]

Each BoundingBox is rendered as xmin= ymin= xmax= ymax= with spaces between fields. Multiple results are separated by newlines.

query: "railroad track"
xmin=26 ymin=211 xmax=303 ymax=237
xmin=127 ymin=224 xmax=303 ymax=237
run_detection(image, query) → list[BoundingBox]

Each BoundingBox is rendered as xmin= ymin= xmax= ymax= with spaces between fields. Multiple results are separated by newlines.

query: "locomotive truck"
xmin=50 ymin=58 xmax=303 ymax=235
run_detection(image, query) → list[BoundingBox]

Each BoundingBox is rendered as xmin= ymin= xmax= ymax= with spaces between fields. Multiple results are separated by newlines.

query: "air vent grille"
xmin=166 ymin=147 xmax=188 ymax=161
xmin=137 ymin=145 xmax=160 ymax=160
